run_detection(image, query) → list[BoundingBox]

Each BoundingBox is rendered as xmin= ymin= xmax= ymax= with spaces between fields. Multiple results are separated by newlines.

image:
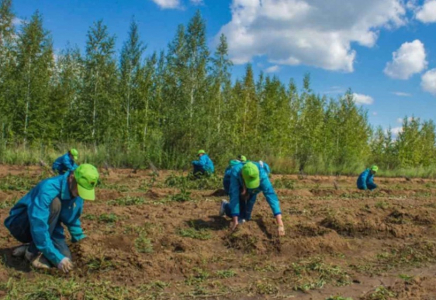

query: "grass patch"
xmin=375 ymin=201 xmax=389 ymax=210
xmin=273 ymin=178 xmax=296 ymax=189
xmin=364 ymin=286 xmax=396 ymax=300
xmin=178 ymin=227 xmax=211 ymax=240
xmin=98 ymin=213 xmax=118 ymax=223
xmin=134 ymin=235 xmax=153 ymax=253
xmin=215 ymin=270 xmax=236 ymax=279
xmin=326 ymin=297 xmax=353 ymax=300
xmin=170 ymin=187 xmax=192 ymax=202
xmin=0 ymin=174 xmax=37 ymax=191
xmin=0 ymin=198 xmax=18 ymax=209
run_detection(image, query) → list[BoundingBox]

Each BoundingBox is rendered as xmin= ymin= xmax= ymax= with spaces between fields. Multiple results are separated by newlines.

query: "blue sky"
xmin=12 ymin=0 xmax=436 ymax=133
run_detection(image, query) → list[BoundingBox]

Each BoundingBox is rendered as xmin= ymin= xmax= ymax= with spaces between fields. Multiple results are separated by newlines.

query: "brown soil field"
xmin=1 ymin=165 xmax=436 ymax=299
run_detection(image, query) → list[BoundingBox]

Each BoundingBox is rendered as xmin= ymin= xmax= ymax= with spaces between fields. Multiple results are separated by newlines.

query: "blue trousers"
xmin=357 ymin=182 xmax=377 ymax=191
xmin=6 ymin=198 xmax=72 ymax=261
xmin=224 ymin=194 xmax=257 ymax=221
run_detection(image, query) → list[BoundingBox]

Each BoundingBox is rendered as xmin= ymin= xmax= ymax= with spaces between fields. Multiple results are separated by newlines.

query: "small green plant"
xmin=273 ymin=178 xmax=295 ymax=189
xmin=87 ymin=255 xmax=114 ymax=272
xmin=98 ymin=213 xmax=118 ymax=223
xmin=170 ymin=187 xmax=191 ymax=202
xmin=0 ymin=198 xmax=18 ymax=209
xmin=215 ymin=270 xmax=236 ymax=278
xmin=252 ymin=281 xmax=279 ymax=295
xmin=375 ymin=201 xmax=389 ymax=210
xmin=398 ymin=274 xmax=414 ymax=282
xmin=326 ymin=296 xmax=353 ymax=300
xmin=178 ymin=227 xmax=211 ymax=240
xmin=185 ymin=268 xmax=210 ymax=285
xmin=134 ymin=235 xmax=153 ymax=253
xmin=82 ymin=213 xmax=97 ymax=221
xmin=367 ymin=286 xmax=396 ymax=300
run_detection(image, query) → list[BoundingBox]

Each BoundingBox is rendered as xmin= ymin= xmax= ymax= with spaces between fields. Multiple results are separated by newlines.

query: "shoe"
xmin=25 ymin=250 xmax=50 ymax=269
xmin=239 ymin=219 xmax=246 ymax=224
xmin=12 ymin=244 xmax=28 ymax=257
xmin=219 ymin=199 xmax=228 ymax=217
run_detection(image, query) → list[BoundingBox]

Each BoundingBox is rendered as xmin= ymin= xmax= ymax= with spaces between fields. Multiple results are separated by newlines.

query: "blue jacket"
xmin=192 ymin=154 xmax=215 ymax=173
xmin=52 ymin=153 xmax=78 ymax=175
xmin=259 ymin=161 xmax=271 ymax=175
xmin=223 ymin=160 xmax=243 ymax=194
xmin=4 ymin=173 xmax=85 ymax=265
xmin=229 ymin=162 xmax=281 ymax=217
xmin=357 ymin=168 xmax=375 ymax=190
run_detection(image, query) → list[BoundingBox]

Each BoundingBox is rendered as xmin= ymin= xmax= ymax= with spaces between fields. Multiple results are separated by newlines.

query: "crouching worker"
xmin=4 ymin=164 xmax=99 ymax=273
xmin=52 ymin=149 xmax=79 ymax=175
xmin=192 ymin=149 xmax=215 ymax=177
xmin=357 ymin=165 xmax=378 ymax=191
xmin=219 ymin=162 xmax=285 ymax=236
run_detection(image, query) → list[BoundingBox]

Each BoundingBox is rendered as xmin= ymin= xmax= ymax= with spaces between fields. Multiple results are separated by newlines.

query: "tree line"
xmin=0 ymin=0 xmax=435 ymax=173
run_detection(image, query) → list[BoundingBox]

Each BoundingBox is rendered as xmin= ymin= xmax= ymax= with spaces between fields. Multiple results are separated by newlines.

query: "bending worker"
xmin=4 ymin=164 xmax=99 ymax=272
xmin=52 ymin=149 xmax=79 ymax=175
xmin=192 ymin=149 xmax=215 ymax=176
xmin=223 ymin=155 xmax=246 ymax=194
xmin=219 ymin=161 xmax=285 ymax=236
xmin=357 ymin=165 xmax=378 ymax=191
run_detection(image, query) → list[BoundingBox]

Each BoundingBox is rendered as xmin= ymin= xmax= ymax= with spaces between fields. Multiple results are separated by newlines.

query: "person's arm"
xmin=261 ymin=178 xmax=285 ymax=236
xmin=28 ymin=192 xmax=65 ymax=265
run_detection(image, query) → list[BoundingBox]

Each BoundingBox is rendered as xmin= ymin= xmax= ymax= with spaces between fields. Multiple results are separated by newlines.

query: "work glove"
xmin=57 ymin=257 xmax=73 ymax=273
xmin=278 ymin=225 xmax=285 ymax=237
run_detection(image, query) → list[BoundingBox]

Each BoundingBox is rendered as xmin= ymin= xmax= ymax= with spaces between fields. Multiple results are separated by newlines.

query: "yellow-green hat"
xmin=238 ymin=155 xmax=247 ymax=162
xmin=198 ymin=149 xmax=206 ymax=155
xmin=371 ymin=165 xmax=379 ymax=172
xmin=74 ymin=164 xmax=99 ymax=201
xmin=70 ymin=148 xmax=79 ymax=160
xmin=242 ymin=162 xmax=260 ymax=189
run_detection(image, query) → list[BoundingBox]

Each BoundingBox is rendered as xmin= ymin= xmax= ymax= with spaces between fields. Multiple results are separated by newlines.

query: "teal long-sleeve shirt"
xmin=191 ymin=154 xmax=215 ymax=173
xmin=4 ymin=173 xmax=85 ymax=265
xmin=357 ymin=168 xmax=375 ymax=190
xmin=229 ymin=162 xmax=281 ymax=217
xmin=52 ymin=153 xmax=78 ymax=175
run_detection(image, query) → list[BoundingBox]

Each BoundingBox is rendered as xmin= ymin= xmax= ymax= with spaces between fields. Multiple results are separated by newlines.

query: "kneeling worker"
xmin=219 ymin=162 xmax=285 ymax=236
xmin=192 ymin=149 xmax=215 ymax=176
xmin=4 ymin=164 xmax=99 ymax=272
xmin=52 ymin=149 xmax=79 ymax=175
xmin=357 ymin=165 xmax=378 ymax=191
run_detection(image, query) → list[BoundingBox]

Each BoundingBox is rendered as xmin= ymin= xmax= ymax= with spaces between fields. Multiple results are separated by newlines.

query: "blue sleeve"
xmin=28 ymin=192 xmax=65 ymax=265
xmin=62 ymin=154 xmax=75 ymax=171
xmin=66 ymin=201 xmax=85 ymax=243
xmin=229 ymin=171 xmax=241 ymax=217
xmin=367 ymin=173 xmax=375 ymax=184
xmin=361 ymin=170 xmax=369 ymax=190
xmin=261 ymin=177 xmax=282 ymax=216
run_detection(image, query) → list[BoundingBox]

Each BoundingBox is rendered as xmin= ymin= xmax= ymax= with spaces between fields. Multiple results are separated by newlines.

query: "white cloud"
xmin=421 ymin=69 xmax=436 ymax=95
xmin=217 ymin=0 xmax=407 ymax=72
xmin=373 ymin=112 xmax=378 ymax=116
xmin=190 ymin=0 xmax=204 ymax=5
xmin=353 ymin=93 xmax=374 ymax=105
xmin=265 ymin=65 xmax=279 ymax=73
xmin=416 ymin=0 xmax=436 ymax=23
xmin=392 ymin=91 xmax=412 ymax=97
xmin=391 ymin=126 xmax=403 ymax=136
xmin=12 ymin=17 xmax=23 ymax=26
xmin=397 ymin=117 xmax=414 ymax=123
xmin=150 ymin=0 xmax=181 ymax=9
xmin=384 ymin=40 xmax=427 ymax=79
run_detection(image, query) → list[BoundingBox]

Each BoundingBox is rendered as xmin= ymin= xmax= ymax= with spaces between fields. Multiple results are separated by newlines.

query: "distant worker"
xmin=223 ymin=155 xmax=246 ymax=194
xmin=4 ymin=164 xmax=99 ymax=272
xmin=219 ymin=162 xmax=285 ymax=236
xmin=357 ymin=165 xmax=378 ymax=191
xmin=52 ymin=149 xmax=79 ymax=175
xmin=192 ymin=150 xmax=215 ymax=176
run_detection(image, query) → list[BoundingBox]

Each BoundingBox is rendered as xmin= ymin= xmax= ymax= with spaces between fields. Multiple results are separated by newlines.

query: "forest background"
xmin=0 ymin=0 xmax=435 ymax=177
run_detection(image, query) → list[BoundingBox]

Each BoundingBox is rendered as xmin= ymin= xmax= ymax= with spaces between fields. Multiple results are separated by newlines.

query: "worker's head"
xmin=242 ymin=162 xmax=260 ymax=189
xmin=198 ymin=149 xmax=206 ymax=157
xmin=68 ymin=164 xmax=99 ymax=201
xmin=237 ymin=154 xmax=247 ymax=162
xmin=370 ymin=165 xmax=378 ymax=175
xmin=69 ymin=148 xmax=79 ymax=160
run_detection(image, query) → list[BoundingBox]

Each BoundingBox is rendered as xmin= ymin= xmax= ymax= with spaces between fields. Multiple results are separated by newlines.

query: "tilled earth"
xmin=0 ymin=165 xmax=436 ymax=299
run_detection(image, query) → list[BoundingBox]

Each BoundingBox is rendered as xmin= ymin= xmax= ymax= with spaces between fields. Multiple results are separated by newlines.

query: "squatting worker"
xmin=357 ymin=165 xmax=378 ymax=191
xmin=219 ymin=161 xmax=285 ymax=236
xmin=191 ymin=149 xmax=215 ymax=176
xmin=4 ymin=164 xmax=99 ymax=273
xmin=52 ymin=148 xmax=79 ymax=175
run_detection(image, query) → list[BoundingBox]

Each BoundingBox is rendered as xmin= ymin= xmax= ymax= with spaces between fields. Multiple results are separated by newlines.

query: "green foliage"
xmin=0 ymin=174 xmax=36 ymax=191
xmin=134 ymin=235 xmax=153 ymax=253
xmin=0 ymin=3 xmax=434 ymax=176
xmin=367 ymin=286 xmax=396 ymax=300
xmin=326 ymin=296 xmax=353 ymax=300
xmin=215 ymin=270 xmax=236 ymax=279
xmin=98 ymin=213 xmax=118 ymax=223
xmin=178 ymin=227 xmax=211 ymax=240
xmin=273 ymin=177 xmax=296 ymax=189
xmin=107 ymin=196 xmax=146 ymax=206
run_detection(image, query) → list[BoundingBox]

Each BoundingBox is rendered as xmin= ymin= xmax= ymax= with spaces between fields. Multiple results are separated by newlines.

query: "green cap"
xmin=238 ymin=155 xmax=247 ymax=162
xmin=242 ymin=162 xmax=260 ymax=189
xmin=198 ymin=149 xmax=206 ymax=155
xmin=371 ymin=165 xmax=379 ymax=172
xmin=70 ymin=148 xmax=79 ymax=160
xmin=74 ymin=164 xmax=99 ymax=201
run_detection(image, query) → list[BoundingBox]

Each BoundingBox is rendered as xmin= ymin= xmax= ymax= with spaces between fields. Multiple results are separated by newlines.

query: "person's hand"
xmin=278 ymin=225 xmax=285 ymax=236
xmin=57 ymin=257 xmax=73 ymax=273
xmin=229 ymin=216 xmax=239 ymax=232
